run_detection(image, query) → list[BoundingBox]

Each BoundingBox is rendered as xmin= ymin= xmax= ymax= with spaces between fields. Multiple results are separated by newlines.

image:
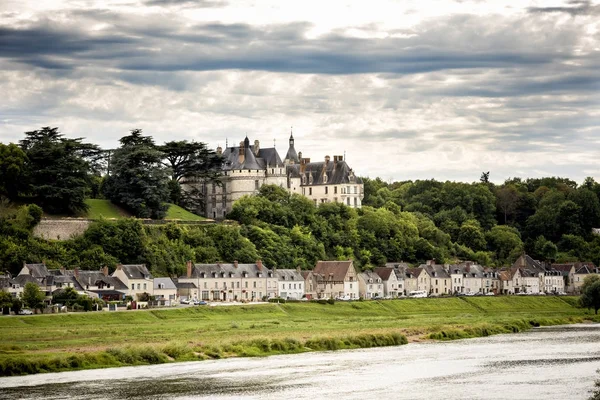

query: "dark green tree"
xmin=579 ymin=275 xmax=600 ymax=314
xmin=22 ymin=282 xmax=45 ymax=310
xmin=103 ymin=129 xmax=170 ymax=219
xmin=19 ymin=127 xmax=101 ymax=214
xmin=0 ymin=290 xmax=13 ymax=315
xmin=0 ymin=143 xmax=28 ymax=201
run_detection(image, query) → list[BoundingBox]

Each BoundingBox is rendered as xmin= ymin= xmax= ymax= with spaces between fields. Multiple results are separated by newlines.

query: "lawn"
xmin=84 ymin=199 xmax=131 ymax=219
xmin=164 ymin=204 xmax=206 ymax=220
xmin=0 ymin=296 xmax=594 ymax=376
xmin=83 ymin=200 xmax=204 ymax=221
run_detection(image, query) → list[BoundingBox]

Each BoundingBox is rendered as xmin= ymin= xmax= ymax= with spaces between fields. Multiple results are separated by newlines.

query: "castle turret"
xmin=284 ymin=129 xmax=299 ymax=165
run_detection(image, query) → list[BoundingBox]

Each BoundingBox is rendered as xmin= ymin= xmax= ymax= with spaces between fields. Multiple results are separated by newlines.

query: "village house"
xmin=542 ymin=269 xmax=565 ymax=294
xmin=410 ymin=267 xmax=430 ymax=293
xmin=550 ymin=264 xmax=576 ymax=293
xmin=499 ymin=268 xmax=521 ymax=294
xmin=179 ymin=260 xmax=277 ymax=302
xmin=153 ymin=277 xmax=178 ymax=306
xmin=112 ymin=264 xmax=154 ymax=299
xmin=173 ymin=280 xmax=198 ymax=302
xmin=313 ymin=260 xmax=359 ymax=299
xmin=402 ymin=268 xmax=419 ymax=295
xmin=574 ymin=263 xmax=600 ymax=294
xmin=274 ymin=268 xmax=305 ymax=300
xmin=73 ymin=267 xmax=128 ymax=301
xmin=423 ymin=263 xmax=451 ymax=296
xmin=374 ymin=266 xmax=403 ymax=298
xmin=357 ymin=270 xmax=384 ymax=299
xmin=301 ymin=270 xmax=317 ymax=299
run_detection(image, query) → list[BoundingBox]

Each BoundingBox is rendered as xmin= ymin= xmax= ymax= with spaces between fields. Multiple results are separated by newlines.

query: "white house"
xmin=274 ymin=269 xmax=305 ymax=300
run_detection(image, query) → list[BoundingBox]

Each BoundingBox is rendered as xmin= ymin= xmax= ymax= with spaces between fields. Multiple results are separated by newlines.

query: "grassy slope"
xmin=82 ymin=199 xmax=204 ymax=220
xmin=0 ymin=296 xmax=595 ymax=376
xmin=164 ymin=204 xmax=206 ymax=220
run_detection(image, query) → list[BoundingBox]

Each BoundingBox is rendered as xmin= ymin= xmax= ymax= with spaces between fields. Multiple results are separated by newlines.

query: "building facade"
xmin=182 ymin=132 xmax=364 ymax=219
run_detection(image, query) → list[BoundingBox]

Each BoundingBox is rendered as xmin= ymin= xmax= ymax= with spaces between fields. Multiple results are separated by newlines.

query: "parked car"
xmin=485 ymin=292 xmax=495 ymax=296
xmin=196 ymin=300 xmax=208 ymax=306
xmin=180 ymin=299 xmax=190 ymax=305
xmin=336 ymin=295 xmax=352 ymax=301
xmin=18 ymin=309 xmax=33 ymax=315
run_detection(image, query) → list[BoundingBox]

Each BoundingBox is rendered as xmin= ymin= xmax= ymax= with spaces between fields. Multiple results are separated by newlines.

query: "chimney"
xmin=325 ymin=155 xmax=330 ymax=164
xmin=216 ymin=146 xmax=222 ymax=155
xmin=102 ymin=266 xmax=109 ymax=277
xmin=186 ymin=260 xmax=192 ymax=278
xmin=60 ymin=266 xmax=66 ymax=275
xmin=298 ymin=151 xmax=302 ymax=160
xmin=256 ymin=260 xmax=263 ymax=270
xmin=238 ymin=141 xmax=245 ymax=164
xmin=116 ymin=264 xmax=123 ymax=271
xmin=254 ymin=140 xmax=260 ymax=156
xmin=74 ymin=267 xmax=79 ymax=278
xmin=234 ymin=260 xmax=238 ymax=268
xmin=296 ymin=266 xmax=301 ymax=273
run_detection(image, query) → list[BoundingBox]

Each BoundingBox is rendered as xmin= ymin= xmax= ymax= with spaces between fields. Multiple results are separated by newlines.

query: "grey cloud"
xmin=528 ymin=0 xmax=600 ymax=16
xmin=144 ymin=0 xmax=227 ymax=7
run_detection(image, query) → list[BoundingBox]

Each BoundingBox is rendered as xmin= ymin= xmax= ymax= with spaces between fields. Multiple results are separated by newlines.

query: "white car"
xmin=485 ymin=292 xmax=495 ymax=296
xmin=18 ymin=309 xmax=33 ymax=315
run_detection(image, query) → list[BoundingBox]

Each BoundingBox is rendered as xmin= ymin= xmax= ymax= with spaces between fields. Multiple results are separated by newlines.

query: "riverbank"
xmin=0 ymin=296 xmax=596 ymax=376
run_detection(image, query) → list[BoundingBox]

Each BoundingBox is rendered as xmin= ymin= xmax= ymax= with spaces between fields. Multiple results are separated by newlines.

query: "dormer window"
xmin=308 ymin=175 xmax=313 ymax=185
xmin=302 ymin=175 xmax=307 ymax=185
xmin=323 ymin=174 xmax=328 ymax=184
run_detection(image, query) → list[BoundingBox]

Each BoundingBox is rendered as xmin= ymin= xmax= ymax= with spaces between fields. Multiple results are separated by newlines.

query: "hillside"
xmin=83 ymin=200 xmax=205 ymax=221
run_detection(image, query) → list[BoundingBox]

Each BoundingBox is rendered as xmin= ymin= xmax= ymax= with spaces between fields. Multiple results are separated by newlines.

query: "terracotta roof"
xmin=313 ymin=261 xmax=354 ymax=282
xmin=373 ymin=267 xmax=395 ymax=281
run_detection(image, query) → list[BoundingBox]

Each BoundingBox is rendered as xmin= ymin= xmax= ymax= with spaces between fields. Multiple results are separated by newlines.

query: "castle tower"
xmin=284 ymin=128 xmax=299 ymax=165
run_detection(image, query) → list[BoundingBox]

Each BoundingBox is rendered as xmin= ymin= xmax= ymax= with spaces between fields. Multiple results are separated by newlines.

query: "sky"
xmin=0 ymin=0 xmax=599 ymax=184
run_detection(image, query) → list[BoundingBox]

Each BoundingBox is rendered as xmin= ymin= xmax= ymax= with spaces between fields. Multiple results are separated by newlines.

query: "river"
xmin=2 ymin=324 xmax=599 ymax=399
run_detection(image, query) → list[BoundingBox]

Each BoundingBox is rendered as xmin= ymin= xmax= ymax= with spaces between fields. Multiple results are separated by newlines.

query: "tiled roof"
xmin=373 ymin=267 xmax=395 ymax=281
xmin=77 ymin=271 xmax=128 ymax=290
xmin=359 ymin=270 xmax=382 ymax=283
xmin=119 ymin=265 xmax=152 ymax=280
xmin=313 ymin=261 xmax=354 ymax=282
xmin=182 ymin=263 xmax=272 ymax=279
xmin=23 ymin=263 xmax=49 ymax=278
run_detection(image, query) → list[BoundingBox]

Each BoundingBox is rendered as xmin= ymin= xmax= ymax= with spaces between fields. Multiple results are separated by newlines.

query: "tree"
xmin=52 ymin=286 xmax=80 ymax=307
xmin=457 ymin=219 xmax=487 ymax=251
xmin=19 ymin=127 xmax=102 ymax=215
xmin=0 ymin=290 xmax=13 ymax=315
xmin=579 ymin=275 xmax=600 ymax=314
xmin=532 ymin=235 xmax=558 ymax=262
xmin=102 ymin=129 xmax=170 ymax=219
xmin=480 ymin=171 xmax=490 ymax=183
xmin=496 ymin=185 xmax=519 ymax=224
xmin=0 ymin=143 xmax=28 ymax=201
xmin=22 ymin=282 xmax=45 ymax=310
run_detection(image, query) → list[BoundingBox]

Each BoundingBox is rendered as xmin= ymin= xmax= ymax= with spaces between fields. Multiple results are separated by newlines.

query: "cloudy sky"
xmin=1 ymin=0 xmax=599 ymax=183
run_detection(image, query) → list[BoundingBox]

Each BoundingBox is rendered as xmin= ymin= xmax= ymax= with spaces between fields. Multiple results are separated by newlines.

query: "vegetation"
xmin=589 ymin=370 xmax=600 ymax=400
xmin=21 ymin=283 xmax=45 ymax=310
xmin=165 ymin=204 xmax=206 ymax=221
xmin=580 ymin=275 xmax=600 ymax=314
xmin=0 ymin=296 xmax=592 ymax=376
xmin=84 ymin=199 xmax=131 ymax=219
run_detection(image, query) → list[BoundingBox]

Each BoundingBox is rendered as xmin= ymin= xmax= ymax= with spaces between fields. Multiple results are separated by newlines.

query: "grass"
xmin=84 ymin=199 xmax=131 ymax=219
xmin=164 ymin=204 xmax=206 ymax=221
xmin=0 ymin=296 xmax=596 ymax=376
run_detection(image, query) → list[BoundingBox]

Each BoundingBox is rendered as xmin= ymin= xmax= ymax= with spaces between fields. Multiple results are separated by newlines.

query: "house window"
xmin=204 ymin=282 xmax=207 ymax=289
xmin=253 ymin=281 xmax=257 ymax=288
xmin=334 ymin=186 xmax=337 ymax=194
xmin=245 ymin=281 xmax=248 ymax=288
xmin=131 ymin=284 xmax=135 ymax=290
xmin=143 ymin=283 xmax=147 ymax=290
xmin=137 ymin=284 xmax=140 ymax=290
xmin=309 ymin=188 xmax=312 ymax=195
xmin=350 ymin=283 xmax=353 ymax=289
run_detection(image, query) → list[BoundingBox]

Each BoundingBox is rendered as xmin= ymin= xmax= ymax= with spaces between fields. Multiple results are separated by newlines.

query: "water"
xmin=2 ymin=324 xmax=599 ymax=399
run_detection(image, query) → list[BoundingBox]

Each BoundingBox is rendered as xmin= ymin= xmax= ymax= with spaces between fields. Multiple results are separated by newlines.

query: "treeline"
xmin=362 ymin=176 xmax=600 ymax=264
xmin=0 ymin=127 xmax=220 ymax=219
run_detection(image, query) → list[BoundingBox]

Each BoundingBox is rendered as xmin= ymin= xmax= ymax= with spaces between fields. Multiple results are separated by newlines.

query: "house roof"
xmin=424 ymin=264 xmax=450 ymax=279
xmin=77 ymin=271 xmax=128 ymax=290
xmin=384 ymin=262 xmax=411 ymax=269
xmin=175 ymin=281 xmax=197 ymax=289
xmin=358 ymin=270 xmax=382 ymax=283
xmin=154 ymin=277 xmax=177 ymax=290
xmin=14 ymin=274 xmax=40 ymax=286
xmin=373 ymin=267 xmax=395 ymax=281
xmin=286 ymin=159 xmax=362 ymax=186
xmin=575 ymin=265 xmax=600 ymax=274
xmin=117 ymin=265 xmax=153 ymax=280
xmin=313 ymin=261 xmax=354 ymax=282
xmin=274 ymin=269 xmax=304 ymax=282
xmin=182 ymin=262 xmax=273 ymax=279
xmin=22 ymin=263 xmax=49 ymax=278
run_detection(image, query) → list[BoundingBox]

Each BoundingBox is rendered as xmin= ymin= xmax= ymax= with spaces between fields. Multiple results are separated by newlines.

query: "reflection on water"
xmin=1 ymin=324 xmax=599 ymax=400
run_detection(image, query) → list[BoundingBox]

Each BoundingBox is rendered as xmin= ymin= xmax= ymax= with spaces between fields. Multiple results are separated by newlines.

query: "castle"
xmin=183 ymin=132 xmax=364 ymax=219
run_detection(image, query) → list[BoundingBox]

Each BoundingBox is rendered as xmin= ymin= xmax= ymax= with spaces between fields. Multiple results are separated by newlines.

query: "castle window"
xmin=354 ymin=197 xmax=357 ymax=206
xmin=255 ymin=180 xmax=259 ymax=190
xmin=309 ymin=188 xmax=312 ymax=195
xmin=347 ymin=197 xmax=351 ymax=205
xmin=325 ymin=186 xmax=328 ymax=195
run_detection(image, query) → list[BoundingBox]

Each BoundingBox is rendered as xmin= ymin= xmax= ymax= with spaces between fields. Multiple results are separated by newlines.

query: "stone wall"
xmin=33 ymin=218 xmax=216 ymax=241
xmin=33 ymin=219 xmax=93 ymax=240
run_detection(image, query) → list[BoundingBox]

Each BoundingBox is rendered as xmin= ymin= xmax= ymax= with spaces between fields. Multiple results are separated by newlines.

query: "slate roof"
xmin=14 ymin=274 xmax=40 ymax=286
xmin=287 ymin=160 xmax=362 ymax=185
xmin=77 ymin=271 xmax=128 ymax=290
xmin=424 ymin=264 xmax=450 ymax=279
xmin=359 ymin=270 xmax=382 ymax=283
xmin=284 ymin=134 xmax=299 ymax=164
xmin=221 ymin=137 xmax=284 ymax=171
xmin=182 ymin=262 xmax=273 ymax=279
xmin=313 ymin=261 xmax=354 ymax=282
xmin=154 ymin=277 xmax=177 ymax=290
xmin=118 ymin=265 xmax=152 ymax=280
xmin=175 ymin=281 xmax=197 ymax=289
xmin=575 ymin=265 xmax=600 ymax=274
xmin=22 ymin=263 xmax=49 ymax=279
xmin=274 ymin=269 xmax=304 ymax=282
